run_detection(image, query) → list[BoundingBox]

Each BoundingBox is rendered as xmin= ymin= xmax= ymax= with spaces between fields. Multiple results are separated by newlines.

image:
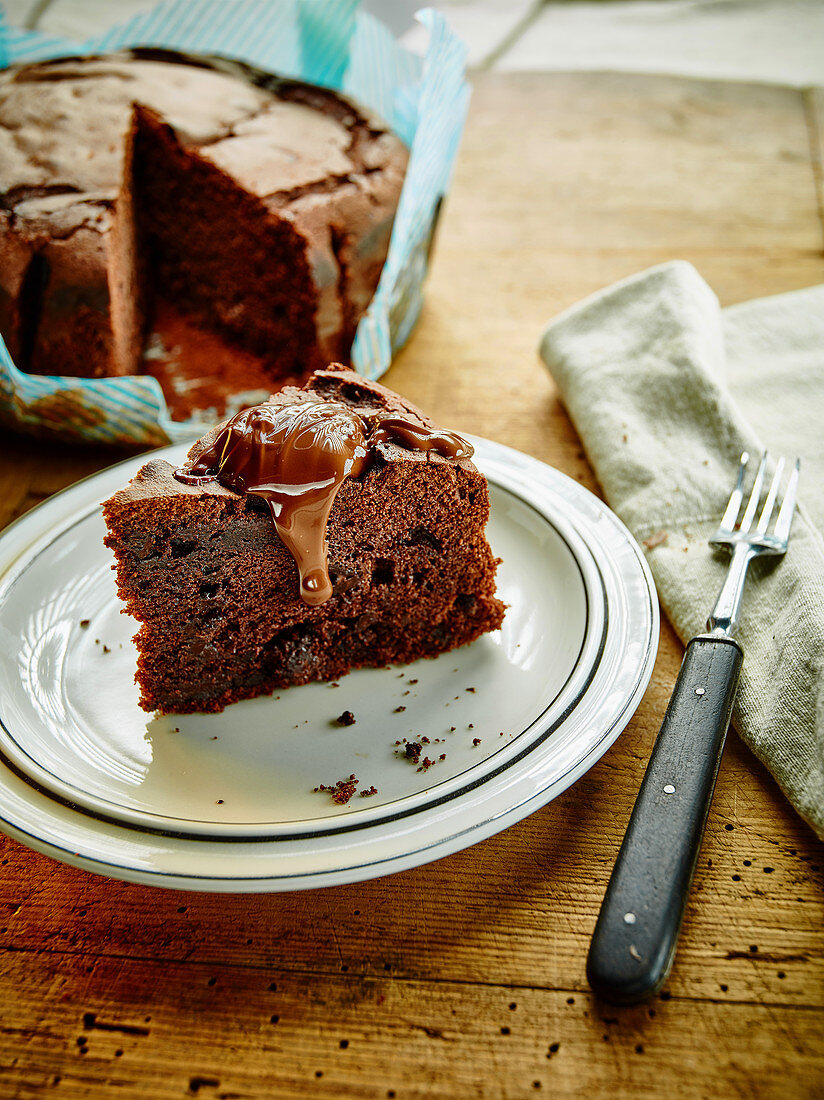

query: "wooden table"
xmin=1 ymin=72 xmax=823 ymax=1099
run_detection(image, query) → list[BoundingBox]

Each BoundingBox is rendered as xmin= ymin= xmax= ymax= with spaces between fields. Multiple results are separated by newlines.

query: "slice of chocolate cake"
xmin=103 ymin=365 xmax=505 ymax=714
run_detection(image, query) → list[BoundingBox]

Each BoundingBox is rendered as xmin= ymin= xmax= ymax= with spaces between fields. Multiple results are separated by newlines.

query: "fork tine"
xmin=719 ymin=452 xmax=749 ymax=532
xmin=756 ymin=456 xmax=785 ymax=534
xmin=773 ymin=458 xmax=801 ymax=544
xmin=739 ymin=451 xmax=768 ymax=533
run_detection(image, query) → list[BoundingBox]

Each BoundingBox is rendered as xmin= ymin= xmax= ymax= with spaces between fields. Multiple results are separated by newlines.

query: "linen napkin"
xmin=539 ymin=260 xmax=824 ymax=839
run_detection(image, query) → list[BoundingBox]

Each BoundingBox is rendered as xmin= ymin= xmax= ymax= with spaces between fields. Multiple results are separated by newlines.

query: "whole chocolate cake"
xmin=103 ymin=364 xmax=505 ymax=714
xmin=0 ymin=50 xmax=407 ymax=416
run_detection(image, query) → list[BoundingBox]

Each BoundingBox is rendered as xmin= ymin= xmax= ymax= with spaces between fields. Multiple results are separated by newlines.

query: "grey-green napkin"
xmin=539 ymin=260 xmax=824 ymax=839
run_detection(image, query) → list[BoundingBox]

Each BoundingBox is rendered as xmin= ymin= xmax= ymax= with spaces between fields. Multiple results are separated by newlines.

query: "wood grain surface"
xmin=1 ymin=71 xmax=823 ymax=1099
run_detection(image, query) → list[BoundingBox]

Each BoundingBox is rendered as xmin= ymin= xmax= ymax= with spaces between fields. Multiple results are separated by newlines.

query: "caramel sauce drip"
xmin=175 ymin=397 xmax=473 ymax=606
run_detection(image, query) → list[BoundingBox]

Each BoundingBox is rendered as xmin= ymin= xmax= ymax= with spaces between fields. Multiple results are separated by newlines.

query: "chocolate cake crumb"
xmin=417 ymin=756 xmax=436 ymax=772
xmin=421 ymin=737 xmax=430 ymax=744
xmin=314 ymin=774 xmax=359 ymax=805
xmin=468 ymin=723 xmax=474 ymax=729
xmin=465 ymin=687 xmax=476 ymax=693
xmin=360 ymin=786 xmax=378 ymax=798
xmin=408 ymin=679 xmax=418 ymax=685
xmin=394 ymin=706 xmax=406 ymax=713
xmin=450 ymin=726 xmax=456 ymax=732
xmin=473 ymin=738 xmax=482 ymax=746
xmin=403 ymin=742 xmax=422 ymax=764
xmin=439 ymin=753 xmax=446 ymax=761
xmin=335 ymin=711 xmax=356 ymax=727
xmin=102 ymin=644 xmax=111 ymax=654
xmin=79 ymin=620 xmax=90 ymax=629
xmin=642 ymin=530 xmax=669 ymax=551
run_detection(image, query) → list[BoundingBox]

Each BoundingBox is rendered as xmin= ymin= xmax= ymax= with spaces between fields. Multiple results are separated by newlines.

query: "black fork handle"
xmin=586 ymin=635 xmax=743 ymax=1004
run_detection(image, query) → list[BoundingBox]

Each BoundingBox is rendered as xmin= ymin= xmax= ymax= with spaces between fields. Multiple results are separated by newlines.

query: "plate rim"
xmin=0 ymin=436 xmax=659 ymax=891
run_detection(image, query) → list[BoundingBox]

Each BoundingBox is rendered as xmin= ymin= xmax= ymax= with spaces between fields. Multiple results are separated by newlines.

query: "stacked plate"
xmin=0 ymin=438 xmax=657 ymax=891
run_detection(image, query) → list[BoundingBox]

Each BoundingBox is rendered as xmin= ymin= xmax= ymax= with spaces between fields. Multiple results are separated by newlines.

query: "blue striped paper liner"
xmin=0 ymin=1 xmax=469 ymax=444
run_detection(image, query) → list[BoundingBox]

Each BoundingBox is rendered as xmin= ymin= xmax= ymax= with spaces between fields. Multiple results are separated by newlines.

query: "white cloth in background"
xmin=540 ymin=261 xmax=824 ymax=838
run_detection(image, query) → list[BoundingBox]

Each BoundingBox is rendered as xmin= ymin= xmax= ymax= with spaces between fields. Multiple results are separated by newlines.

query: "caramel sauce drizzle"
xmin=175 ymin=398 xmax=473 ymax=607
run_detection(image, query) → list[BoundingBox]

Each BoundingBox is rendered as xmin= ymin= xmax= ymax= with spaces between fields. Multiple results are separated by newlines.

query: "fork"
xmin=586 ymin=451 xmax=800 ymax=1004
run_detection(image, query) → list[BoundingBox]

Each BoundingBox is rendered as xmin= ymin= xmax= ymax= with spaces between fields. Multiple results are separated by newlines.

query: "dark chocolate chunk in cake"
xmin=103 ymin=365 xmax=505 ymax=714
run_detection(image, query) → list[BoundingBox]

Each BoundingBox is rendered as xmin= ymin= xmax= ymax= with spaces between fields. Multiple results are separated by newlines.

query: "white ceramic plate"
xmin=0 ymin=438 xmax=657 ymax=891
